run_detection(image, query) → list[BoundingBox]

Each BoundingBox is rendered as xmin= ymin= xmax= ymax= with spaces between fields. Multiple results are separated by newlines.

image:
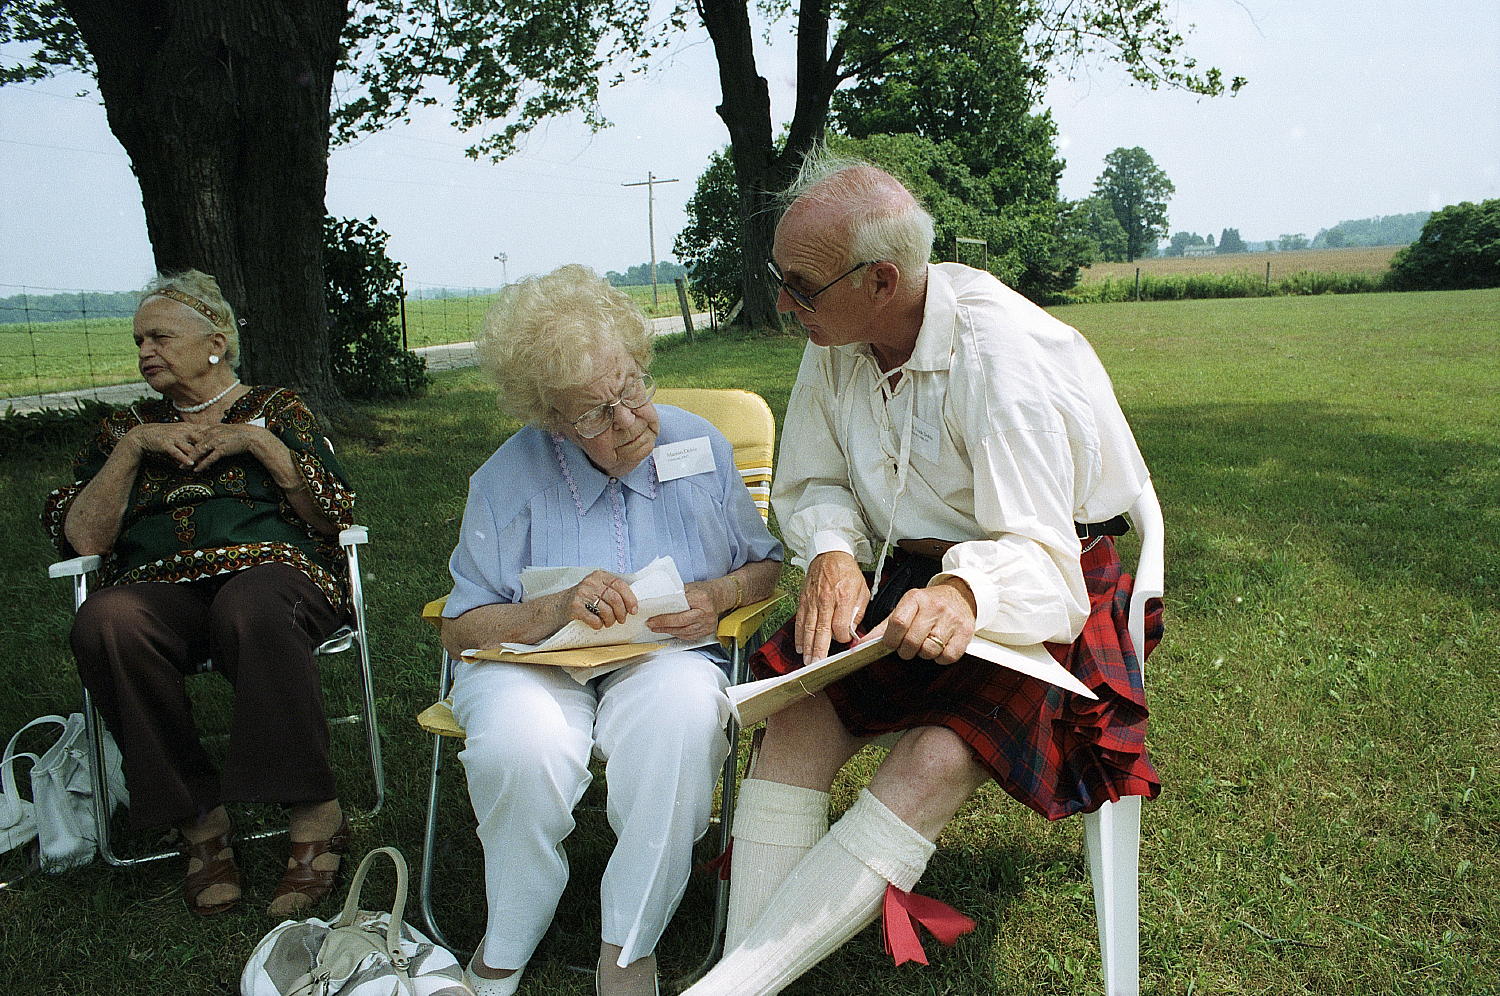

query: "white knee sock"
xmin=724 ymin=778 xmax=831 ymax=951
xmin=688 ymin=789 xmax=935 ymax=996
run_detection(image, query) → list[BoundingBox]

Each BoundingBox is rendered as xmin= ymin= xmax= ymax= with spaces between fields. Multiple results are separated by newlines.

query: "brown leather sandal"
xmin=181 ymin=831 xmax=241 ymax=916
xmin=268 ymin=815 xmax=351 ymax=916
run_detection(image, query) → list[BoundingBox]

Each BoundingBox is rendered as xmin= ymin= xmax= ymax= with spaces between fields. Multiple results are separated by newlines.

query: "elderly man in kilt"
xmin=683 ymin=153 xmax=1163 ymax=995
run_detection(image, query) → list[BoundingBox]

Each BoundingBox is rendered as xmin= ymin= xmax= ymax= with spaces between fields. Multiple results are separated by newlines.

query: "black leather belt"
xmin=1077 ymin=514 xmax=1130 ymax=539
xmin=896 ymin=515 xmax=1131 ymax=560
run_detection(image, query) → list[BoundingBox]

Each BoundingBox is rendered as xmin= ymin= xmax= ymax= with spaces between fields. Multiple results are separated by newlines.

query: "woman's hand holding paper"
xmin=644 ymin=581 xmax=720 ymax=641
xmin=566 ymin=570 xmax=638 ymax=630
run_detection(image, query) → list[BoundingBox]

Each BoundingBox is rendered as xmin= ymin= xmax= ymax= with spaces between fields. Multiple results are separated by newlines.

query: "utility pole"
xmin=622 ymin=172 xmax=678 ymax=308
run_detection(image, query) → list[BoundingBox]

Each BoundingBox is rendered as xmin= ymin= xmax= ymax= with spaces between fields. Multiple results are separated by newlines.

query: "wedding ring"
xmin=585 ymin=598 xmax=602 ymax=616
xmin=926 ymin=636 xmax=946 ymax=650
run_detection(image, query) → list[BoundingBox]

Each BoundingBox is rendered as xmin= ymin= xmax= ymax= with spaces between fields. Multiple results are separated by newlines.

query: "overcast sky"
xmin=1 ymin=0 xmax=1495 ymax=294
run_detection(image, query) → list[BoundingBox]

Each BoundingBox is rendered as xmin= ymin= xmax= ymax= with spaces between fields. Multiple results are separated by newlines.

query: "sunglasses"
xmin=568 ymin=373 xmax=656 ymax=438
xmin=766 ymin=259 xmax=879 ymax=312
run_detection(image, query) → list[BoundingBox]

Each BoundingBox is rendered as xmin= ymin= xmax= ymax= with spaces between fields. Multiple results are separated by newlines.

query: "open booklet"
xmin=727 ymin=633 xmax=1098 ymax=728
xmin=460 ymin=555 xmax=715 ymax=682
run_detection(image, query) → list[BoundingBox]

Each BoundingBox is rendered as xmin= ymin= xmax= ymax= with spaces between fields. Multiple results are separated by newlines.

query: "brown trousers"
xmin=71 ymin=562 xmax=345 ymax=830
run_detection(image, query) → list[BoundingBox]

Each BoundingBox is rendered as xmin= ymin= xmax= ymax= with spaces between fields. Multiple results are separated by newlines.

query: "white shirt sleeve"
xmin=772 ymin=346 xmax=875 ymax=570
xmin=930 ymin=426 xmax=1091 ymax=646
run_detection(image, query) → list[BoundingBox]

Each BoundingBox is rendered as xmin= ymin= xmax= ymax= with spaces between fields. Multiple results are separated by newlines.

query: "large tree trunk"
xmin=65 ymin=1 xmax=351 ymax=412
xmin=700 ymin=0 xmax=845 ymax=332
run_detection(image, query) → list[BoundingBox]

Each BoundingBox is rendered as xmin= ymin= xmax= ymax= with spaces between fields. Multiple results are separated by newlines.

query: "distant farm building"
xmin=1183 ymin=245 xmax=1217 ymax=257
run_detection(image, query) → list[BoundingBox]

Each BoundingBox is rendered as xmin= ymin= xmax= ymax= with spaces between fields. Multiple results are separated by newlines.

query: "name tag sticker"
xmin=654 ymin=436 xmax=715 ymax=482
xmin=910 ymin=415 xmax=941 ymax=464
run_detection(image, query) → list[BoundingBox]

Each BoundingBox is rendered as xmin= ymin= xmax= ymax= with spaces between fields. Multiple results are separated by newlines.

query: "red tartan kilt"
xmin=750 ymin=537 xmax=1163 ymax=820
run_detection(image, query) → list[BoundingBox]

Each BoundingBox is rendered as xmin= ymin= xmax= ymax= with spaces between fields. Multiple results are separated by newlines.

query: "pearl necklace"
xmin=173 ymin=379 xmax=241 ymax=414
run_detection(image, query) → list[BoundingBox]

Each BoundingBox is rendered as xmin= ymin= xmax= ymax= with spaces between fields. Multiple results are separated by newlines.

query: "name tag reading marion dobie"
xmin=653 ymin=436 xmax=716 ymax=482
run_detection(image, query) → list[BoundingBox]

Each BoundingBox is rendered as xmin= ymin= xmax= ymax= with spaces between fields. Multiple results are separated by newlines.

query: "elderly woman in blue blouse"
xmin=439 ymin=265 xmax=783 ymax=996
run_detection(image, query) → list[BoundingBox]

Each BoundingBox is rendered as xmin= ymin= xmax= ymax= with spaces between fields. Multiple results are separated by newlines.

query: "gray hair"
xmin=140 ymin=269 xmax=241 ymax=369
xmin=478 ymin=264 xmax=654 ymax=429
xmin=781 ymin=148 xmax=935 ymax=278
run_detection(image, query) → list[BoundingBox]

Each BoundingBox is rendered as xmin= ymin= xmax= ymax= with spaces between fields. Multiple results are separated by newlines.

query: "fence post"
xmin=1134 ymin=267 xmax=1141 ymax=302
xmin=674 ymin=277 xmax=695 ymax=341
xmin=399 ymin=278 xmax=410 ymax=392
xmin=1265 ymin=261 xmax=1271 ymax=293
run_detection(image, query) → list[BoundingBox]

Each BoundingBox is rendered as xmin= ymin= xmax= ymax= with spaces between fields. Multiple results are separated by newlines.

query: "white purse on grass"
xmin=241 ymin=846 xmax=470 ymax=996
xmin=1 ymin=713 xmax=129 ymax=872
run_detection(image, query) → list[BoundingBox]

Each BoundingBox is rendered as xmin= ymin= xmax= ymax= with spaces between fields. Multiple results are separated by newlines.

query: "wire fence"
xmin=2 ymin=279 xmax=709 ymax=414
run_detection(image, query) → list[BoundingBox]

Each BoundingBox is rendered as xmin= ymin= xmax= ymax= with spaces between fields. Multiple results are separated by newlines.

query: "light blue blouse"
xmin=445 ymin=405 xmax=783 ymax=623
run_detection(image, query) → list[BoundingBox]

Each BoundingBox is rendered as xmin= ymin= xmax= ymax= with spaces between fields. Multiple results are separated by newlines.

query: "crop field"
xmin=2 ymin=287 xmax=1496 ymax=994
xmin=1080 ymin=246 xmax=1402 ymax=283
xmin=0 ymin=283 xmax=703 ymax=401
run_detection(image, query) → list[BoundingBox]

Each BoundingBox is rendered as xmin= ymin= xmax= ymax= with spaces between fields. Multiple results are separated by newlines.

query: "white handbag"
xmin=241 ymin=846 xmax=471 ymax=996
xmin=1 ymin=713 xmax=129 ymax=872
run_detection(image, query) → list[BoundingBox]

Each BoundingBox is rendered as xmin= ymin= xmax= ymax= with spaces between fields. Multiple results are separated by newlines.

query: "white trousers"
xmin=451 ymin=650 xmax=731 ymax=970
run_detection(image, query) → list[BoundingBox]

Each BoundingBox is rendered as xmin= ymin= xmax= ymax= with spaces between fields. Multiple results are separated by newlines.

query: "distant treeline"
xmin=1313 ymin=212 xmax=1430 ymax=249
xmin=606 ymin=261 xmax=688 ymax=286
xmin=406 ymin=286 xmax=500 ymax=300
xmin=0 ymin=290 xmax=138 ymax=324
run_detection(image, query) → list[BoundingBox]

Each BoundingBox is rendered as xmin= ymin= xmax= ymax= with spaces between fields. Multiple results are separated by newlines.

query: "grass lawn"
xmin=1 ymin=289 xmax=1496 ymax=994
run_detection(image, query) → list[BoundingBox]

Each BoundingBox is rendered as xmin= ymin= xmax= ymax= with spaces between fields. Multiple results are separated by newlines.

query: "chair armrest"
xmin=421 ymin=596 xmax=449 ymax=632
xmin=48 ymin=555 xmax=102 ymax=579
xmin=417 ymin=699 xmax=466 ymax=738
xmin=717 ymin=590 xmax=790 ymax=646
xmin=1129 ymin=480 xmax=1164 ymax=601
xmin=339 ymin=525 xmax=369 ymax=547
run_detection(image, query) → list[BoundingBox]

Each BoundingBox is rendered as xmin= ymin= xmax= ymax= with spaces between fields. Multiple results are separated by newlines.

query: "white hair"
xmin=781 ymin=147 xmax=935 ymax=277
xmin=141 ymin=269 xmax=241 ymax=369
xmin=477 ymin=264 xmax=654 ymax=428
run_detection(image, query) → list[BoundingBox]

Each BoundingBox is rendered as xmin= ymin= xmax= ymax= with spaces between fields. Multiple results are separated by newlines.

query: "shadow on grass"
xmin=1133 ymin=401 xmax=1499 ymax=612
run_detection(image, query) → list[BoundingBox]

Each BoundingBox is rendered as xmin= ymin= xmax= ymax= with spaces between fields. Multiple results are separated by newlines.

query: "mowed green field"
xmin=1 ymin=288 xmax=1495 ymax=994
xmin=1 ymin=284 xmax=701 ymax=399
xmin=1080 ymin=245 xmax=1401 ymax=283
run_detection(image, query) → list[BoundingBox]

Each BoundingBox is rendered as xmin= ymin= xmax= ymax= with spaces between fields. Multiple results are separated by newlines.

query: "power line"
xmin=621 ymin=172 xmax=679 ymax=307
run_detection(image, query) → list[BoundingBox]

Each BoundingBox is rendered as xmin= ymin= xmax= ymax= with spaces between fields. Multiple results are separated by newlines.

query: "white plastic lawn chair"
xmin=1082 ymin=478 xmax=1164 ymax=996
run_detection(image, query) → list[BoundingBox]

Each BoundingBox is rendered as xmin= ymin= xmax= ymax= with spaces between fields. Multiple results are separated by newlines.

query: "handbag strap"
xmin=4 ymin=716 xmax=68 ymax=762
xmin=331 ymin=846 xmax=411 ymax=965
xmin=4 ymin=715 xmax=68 ymax=782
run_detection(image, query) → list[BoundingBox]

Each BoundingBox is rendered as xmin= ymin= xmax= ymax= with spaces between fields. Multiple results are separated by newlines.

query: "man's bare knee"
xmin=868 ymin=727 xmax=989 ymax=839
xmin=751 ymin=694 xmax=861 ymax=790
xmin=886 ymin=727 xmax=987 ymax=787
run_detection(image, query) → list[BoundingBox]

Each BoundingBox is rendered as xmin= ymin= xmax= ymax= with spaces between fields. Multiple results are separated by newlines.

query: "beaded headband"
xmin=149 ymin=288 xmax=226 ymax=328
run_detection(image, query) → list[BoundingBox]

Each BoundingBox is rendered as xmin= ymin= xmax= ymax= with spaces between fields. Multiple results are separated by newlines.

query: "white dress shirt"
xmin=773 ymin=263 xmax=1150 ymax=646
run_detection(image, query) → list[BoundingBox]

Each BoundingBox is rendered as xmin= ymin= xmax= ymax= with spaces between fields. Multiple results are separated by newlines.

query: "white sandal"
xmin=464 ymin=953 xmax=523 ymax=996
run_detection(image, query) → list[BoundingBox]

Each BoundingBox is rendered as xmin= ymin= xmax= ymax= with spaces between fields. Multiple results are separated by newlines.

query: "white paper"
xmin=726 ymin=632 xmax=1095 ymax=728
xmin=502 ymin=557 xmax=718 ymax=685
xmin=963 ymin=635 xmax=1098 ymax=699
xmin=653 ymin=436 xmax=715 ymax=482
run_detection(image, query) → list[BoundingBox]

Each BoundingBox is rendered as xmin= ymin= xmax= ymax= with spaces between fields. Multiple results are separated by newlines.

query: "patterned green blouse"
xmin=42 ymin=386 xmax=358 ymax=614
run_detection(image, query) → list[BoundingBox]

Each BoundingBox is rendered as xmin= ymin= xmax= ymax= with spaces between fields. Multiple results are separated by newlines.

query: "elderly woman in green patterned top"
xmin=42 ymin=270 xmax=357 ymax=919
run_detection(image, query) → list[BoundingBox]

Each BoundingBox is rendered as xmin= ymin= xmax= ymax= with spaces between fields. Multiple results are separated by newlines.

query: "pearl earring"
xmin=209 ymin=355 xmax=221 ymax=365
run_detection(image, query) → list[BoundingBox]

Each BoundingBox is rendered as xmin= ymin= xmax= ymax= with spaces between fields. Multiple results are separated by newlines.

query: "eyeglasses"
xmin=766 ymin=259 xmax=879 ymax=313
xmin=569 ymin=373 xmax=656 ymax=438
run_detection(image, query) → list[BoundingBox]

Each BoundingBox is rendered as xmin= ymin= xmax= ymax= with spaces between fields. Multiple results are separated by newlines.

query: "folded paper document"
xmin=461 ymin=555 xmax=714 ymax=681
xmin=727 ymin=634 xmax=1096 ymax=728
xmin=462 ymin=643 xmax=665 ymax=669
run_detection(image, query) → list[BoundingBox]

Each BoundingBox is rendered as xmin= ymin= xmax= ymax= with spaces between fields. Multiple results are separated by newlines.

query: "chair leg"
xmin=679 ymin=716 xmax=742 ymax=987
xmin=417 ymin=727 xmax=462 ymax=954
xmin=353 ymin=630 xmax=386 ymax=816
xmin=83 ymin=690 xmax=177 ymax=868
xmin=1083 ymin=795 xmax=1141 ymax=996
xmin=418 ymin=649 xmax=463 ymax=954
